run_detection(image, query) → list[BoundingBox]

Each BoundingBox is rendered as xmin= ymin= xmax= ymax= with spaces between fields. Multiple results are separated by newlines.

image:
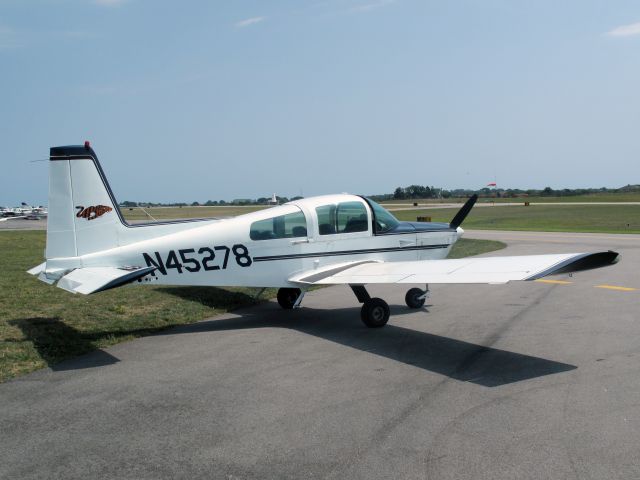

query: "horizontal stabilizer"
xmin=56 ymin=266 xmax=156 ymax=294
xmin=290 ymin=251 xmax=619 ymax=285
xmin=27 ymin=262 xmax=46 ymax=276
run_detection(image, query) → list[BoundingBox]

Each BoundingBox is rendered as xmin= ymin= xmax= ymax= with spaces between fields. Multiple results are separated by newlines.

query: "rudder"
xmin=47 ymin=143 xmax=124 ymax=258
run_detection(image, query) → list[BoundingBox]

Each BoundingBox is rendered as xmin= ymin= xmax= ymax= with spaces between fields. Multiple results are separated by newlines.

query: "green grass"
xmin=447 ymin=238 xmax=506 ymax=258
xmin=395 ymin=204 xmax=640 ymax=234
xmin=0 ymin=231 xmax=276 ymax=382
xmin=0 ymin=232 xmax=504 ymax=382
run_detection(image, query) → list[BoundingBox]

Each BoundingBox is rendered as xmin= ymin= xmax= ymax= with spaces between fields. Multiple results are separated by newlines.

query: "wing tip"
xmin=526 ymin=251 xmax=620 ymax=281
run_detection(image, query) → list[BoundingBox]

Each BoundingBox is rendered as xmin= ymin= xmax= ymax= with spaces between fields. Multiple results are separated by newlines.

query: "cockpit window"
xmin=365 ymin=198 xmax=399 ymax=234
xmin=316 ymin=205 xmax=337 ymax=235
xmin=337 ymin=201 xmax=368 ymax=233
xmin=250 ymin=210 xmax=307 ymax=240
xmin=317 ymin=201 xmax=369 ymax=235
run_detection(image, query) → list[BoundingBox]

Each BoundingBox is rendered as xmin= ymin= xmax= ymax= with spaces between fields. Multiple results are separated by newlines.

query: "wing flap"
xmin=291 ymin=252 xmax=619 ymax=285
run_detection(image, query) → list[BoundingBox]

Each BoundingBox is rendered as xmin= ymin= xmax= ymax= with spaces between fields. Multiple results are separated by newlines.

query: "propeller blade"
xmin=450 ymin=194 xmax=478 ymax=229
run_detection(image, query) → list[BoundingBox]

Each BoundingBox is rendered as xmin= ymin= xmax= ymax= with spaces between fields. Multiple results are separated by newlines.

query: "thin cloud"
xmin=80 ymin=85 xmax=117 ymax=95
xmin=606 ymin=21 xmax=640 ymax=37
xmin=234 ymin=17 xmax=266 ymax=28
xmin=63 ymin=30 xmax=97 ymax=39
xmin=349 ymin=0 xmax=396 ymax=13
xmin=0 ymin=26 xmax=21 ymax=50
xmin=94 ymin=0 xmax=129 ymax=6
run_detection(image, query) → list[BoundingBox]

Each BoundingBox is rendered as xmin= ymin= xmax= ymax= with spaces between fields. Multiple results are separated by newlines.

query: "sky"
xmin=1 ymin=0 xmax=639 ymax=205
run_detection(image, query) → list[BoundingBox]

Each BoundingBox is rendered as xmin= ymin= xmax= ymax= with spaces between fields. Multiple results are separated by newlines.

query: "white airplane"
xmin=24 ymin=206 xmax=48 ymax=220
xmin=29 ymin=143 xmax=620 ymax=327
xmin=0 ymin=203 xmax=47 ymax=221
xmin=0 ymin=207 xmax=26 ymax=222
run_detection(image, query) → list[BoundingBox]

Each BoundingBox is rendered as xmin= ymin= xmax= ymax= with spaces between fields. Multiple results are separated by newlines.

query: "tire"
xmin=405 ymin=288 xmax=426 ymax=309
xmin=360 ymin=298 xmax=390 ymax=328
xmin=277 ymin=288 xmax=301 ymax=309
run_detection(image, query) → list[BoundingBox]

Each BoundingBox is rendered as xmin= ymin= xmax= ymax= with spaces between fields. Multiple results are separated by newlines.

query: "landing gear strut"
xmin=405 ymin=284 xmax=429 ymax=309
xmin=350 ymin=285 xmax=390 ymax=328
xmin=277 ymin=288 xmax=304 ymax=309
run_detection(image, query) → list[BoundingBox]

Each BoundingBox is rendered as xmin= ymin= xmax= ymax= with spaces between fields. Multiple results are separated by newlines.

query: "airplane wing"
xmin=0 ymin=216 xmax=27 ymax=222
xmin=289 ymin=252 xmax=619 ymax=285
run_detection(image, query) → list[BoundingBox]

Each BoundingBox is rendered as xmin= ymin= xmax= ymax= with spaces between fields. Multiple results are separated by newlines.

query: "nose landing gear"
xmin=405 ymin=285 xmax=429 ymax=309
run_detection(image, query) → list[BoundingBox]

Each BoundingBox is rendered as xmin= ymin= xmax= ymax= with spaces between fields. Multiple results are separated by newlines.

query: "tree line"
xmin=120 ymin=184 xmax=639 ymax=207
xmin=371 ymin=184 xmax=640 ymax=202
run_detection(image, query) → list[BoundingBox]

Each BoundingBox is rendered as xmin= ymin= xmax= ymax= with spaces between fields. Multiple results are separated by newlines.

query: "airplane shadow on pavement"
xmin=11 ymin=299 xmax=576 ymax=387
xmin=162 ymin=297 xmax=578 ymax=388
xmin=10 ymin=317 xmax=130 ymax=372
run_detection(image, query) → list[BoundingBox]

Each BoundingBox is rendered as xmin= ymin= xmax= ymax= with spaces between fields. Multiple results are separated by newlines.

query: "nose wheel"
xmin=405 ymin=286 xmax=428 ymax=309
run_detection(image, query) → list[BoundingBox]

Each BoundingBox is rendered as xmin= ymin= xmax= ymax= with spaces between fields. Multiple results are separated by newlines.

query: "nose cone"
xmin=456 ymin=226 xmax=465 ymax=238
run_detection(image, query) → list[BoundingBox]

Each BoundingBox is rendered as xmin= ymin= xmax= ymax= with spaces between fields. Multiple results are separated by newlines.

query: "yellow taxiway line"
xmin=534 ymin=280 xmax=637 ymax=291
xmin=534 ymin=279 xmax=573 ymax=285
xmin=594 ymin=285 xmax=638 ymax=292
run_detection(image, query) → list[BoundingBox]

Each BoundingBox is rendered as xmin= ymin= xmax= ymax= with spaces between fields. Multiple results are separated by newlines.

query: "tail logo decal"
xmin=75 ymin=205 xmax=113 ymax=221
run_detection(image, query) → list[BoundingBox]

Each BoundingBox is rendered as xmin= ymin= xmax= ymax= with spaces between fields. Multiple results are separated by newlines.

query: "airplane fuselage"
xmin=75 ymin=195 xmax=461 ymax=288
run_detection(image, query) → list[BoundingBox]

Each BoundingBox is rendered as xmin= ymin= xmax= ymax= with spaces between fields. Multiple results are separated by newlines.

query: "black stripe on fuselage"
xmin=252 ymin=243 xmax=450 ymax=262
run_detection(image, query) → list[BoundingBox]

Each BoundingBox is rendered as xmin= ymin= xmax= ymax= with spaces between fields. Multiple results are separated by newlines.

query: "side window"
xmin=336 ymin=201 xmax=368 ymax=233
xmin=250 ymin=211 xmax=308 ymax=240
xmin=317 ymin=201 xmax=369 ymax=235
xmin=316 ymin=204 xmax=336 ymax=235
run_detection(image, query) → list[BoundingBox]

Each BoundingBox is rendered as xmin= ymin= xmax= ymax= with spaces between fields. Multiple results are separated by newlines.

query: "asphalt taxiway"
xmin=0 ymin=218 xmax=47 ymax=230
xmin=1 ymin=230 xmax=638 ymax=479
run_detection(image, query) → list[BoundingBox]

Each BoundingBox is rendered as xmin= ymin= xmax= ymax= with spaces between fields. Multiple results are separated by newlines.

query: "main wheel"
xmin=277 ymin=288 xmax=301 ymax=309
xmin=360 ymin=298 xmax=390 ymax=328
xmin=405 ymin=288 xmax=426 ymax=309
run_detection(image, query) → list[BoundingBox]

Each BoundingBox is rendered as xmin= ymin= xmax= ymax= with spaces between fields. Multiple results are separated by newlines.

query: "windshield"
xmin=365 ymin=198 xmax=400 ymax=234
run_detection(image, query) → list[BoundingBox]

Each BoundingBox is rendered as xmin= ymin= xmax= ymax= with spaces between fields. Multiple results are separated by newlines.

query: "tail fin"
xmin=33 ymin=142 xmax=217 ymax=293
xmin=46 ymin=143 xmax=216 ymax=260
xmin=47 ymin=143 xmax=125 ymax=258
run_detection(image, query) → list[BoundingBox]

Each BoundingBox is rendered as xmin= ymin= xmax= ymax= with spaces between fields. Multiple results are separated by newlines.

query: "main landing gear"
xmin=277 ymin=287 xmax=305 ymax=309
xmin=350 ymin=285 xmax=389 ymax=328
xmin=351 ymin=284 xmax=429 ymax=328
xmin=276 ymin=285 xmax=429 ymax=328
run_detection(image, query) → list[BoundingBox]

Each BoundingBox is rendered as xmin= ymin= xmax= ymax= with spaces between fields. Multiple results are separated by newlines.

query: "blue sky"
xmin=1 ymin=0 xmax=639 ymax=205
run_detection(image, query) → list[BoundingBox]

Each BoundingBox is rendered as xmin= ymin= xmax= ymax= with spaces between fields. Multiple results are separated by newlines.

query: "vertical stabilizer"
xmin=47 ymin=143 xmax=123 ymax=258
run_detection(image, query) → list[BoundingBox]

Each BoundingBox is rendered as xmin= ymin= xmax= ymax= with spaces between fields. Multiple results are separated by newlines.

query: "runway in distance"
xmin=29 ymin=143 xmax=620 ymax=327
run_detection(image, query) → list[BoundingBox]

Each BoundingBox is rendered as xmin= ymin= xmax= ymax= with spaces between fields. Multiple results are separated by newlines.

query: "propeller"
xmin=449 ymin=194 xmax=478 ymax=229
